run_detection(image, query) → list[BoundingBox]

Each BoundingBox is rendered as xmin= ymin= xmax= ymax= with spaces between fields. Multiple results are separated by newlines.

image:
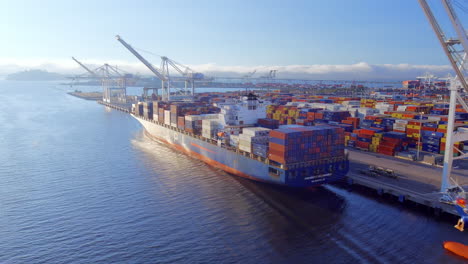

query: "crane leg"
xmin=454 ymin=218 xmax=465 ymax=232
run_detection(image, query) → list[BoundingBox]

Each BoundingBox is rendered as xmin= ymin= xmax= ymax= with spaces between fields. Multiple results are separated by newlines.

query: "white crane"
xmin=418 ymin=0 xmax=468 ymax=198
xmin=260 ymin=69 xmax=277 ymax=79
xmin=116 ymin=35 xmax=203 ymax=101
xmin=72 ymin=57 xmax=98 ymax=78
xmin=243 ymin=69 xmax=257 ymax=78
xmin=71 ymin=57 xmax=129 ymax=103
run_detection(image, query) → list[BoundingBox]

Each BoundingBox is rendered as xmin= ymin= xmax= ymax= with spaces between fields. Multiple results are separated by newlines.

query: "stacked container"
xmin=257 ymin=118 xmax=279 ymax=129
xmin=377 ymin=132 xmax=407 ymax=156
xmin=421 ymin=130 xmax=444 ymax=153
xmin=268 ymin=126 xmax=345 ymax=164
xmin=135 ymin=103 xmax=144 ymax=116
xmin=238 ymin=127 xmax=270 ymax=153
xmin=185 ymin=115 xmax=203 ymax=134
xmin=202 ymin=119 xmax=220 ymax=139
xmin=142 ymin=101 xmax=153 ymax=119
xmin=164 ymin=110 xmax=171 ymax=126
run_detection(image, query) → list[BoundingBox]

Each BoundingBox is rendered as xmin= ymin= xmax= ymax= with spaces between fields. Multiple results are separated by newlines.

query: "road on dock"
xmin=347 ymin=149 xmax=468 ymax=192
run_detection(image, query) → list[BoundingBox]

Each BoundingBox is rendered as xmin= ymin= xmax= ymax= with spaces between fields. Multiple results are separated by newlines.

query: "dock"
xmin=68 ymin=91 xmax=102 ymax=101
xmin=342 ymin=149 xmax=468 ymax=217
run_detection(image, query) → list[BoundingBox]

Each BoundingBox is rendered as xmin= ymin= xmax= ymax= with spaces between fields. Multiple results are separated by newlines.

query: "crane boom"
xmin=115 ymin=35 xmax=166 ymax=81
xmin=72 ymin=57 xmax=97 ymax=77
xmin=442 ymin=0 xmax=468 ymax=60
xmin=418 ymin=0 xmax=468 ymax=90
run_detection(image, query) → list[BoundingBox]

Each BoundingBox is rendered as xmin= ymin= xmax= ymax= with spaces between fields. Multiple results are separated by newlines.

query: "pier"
xmin=341 ymin=149 xmax=468 ymax=217
xmin=68 ymin=91 xmax=102 ymax=101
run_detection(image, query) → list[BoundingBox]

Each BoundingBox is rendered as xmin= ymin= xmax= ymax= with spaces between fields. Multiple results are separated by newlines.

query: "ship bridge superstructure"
xmin=216 ymin=94 xmax=269 ymax=127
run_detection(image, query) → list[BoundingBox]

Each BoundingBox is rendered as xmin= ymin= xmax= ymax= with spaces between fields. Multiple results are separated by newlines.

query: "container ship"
xmin=131 ymin=93 xmax=349 ymax=188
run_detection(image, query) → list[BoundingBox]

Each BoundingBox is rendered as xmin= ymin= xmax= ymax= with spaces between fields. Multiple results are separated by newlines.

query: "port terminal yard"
xmin=342 ymin=148 xmax=468 ymax=217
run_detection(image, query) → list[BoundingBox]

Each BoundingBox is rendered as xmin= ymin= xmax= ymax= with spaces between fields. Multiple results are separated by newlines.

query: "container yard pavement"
xmin=347 ymin=149 xmax=468 ymax=193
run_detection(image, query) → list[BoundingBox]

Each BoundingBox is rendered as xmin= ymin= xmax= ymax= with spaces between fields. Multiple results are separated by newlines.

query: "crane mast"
xmin=418 ymin=0 xmax=468 ymax=194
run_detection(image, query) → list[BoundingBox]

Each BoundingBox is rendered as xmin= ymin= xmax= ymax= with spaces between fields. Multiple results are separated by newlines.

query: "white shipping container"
xmin=202 ymin=119 xmax=219 ymax=129
xmin=164 ymin=110 xmax=171 ymax=125
xmin=202 ymin=129 xmax=213 ymax=139
xmin=230 ymin=135 xmax=240 ymax=147
xmin=395 ymin=119 xmax=409 ymax=124
xmin=185 ymin=115 xmax=203 ymax=121
xmin=397 ymin=105 xmax=408 ymax=111
xmin=426 ymin=116 xmax=442 ymax=121
xmin=239 ymin=142 xmax=251 ymax=152
xmin=200 ymin=114 xmax=219 ymax=120
xmin=242 ymin=127 xmax=270 ymax=137
xmin=393 ymin=124 xmax=406 ymax=130
xmin=342 ymin=100 xmax=361 ymax=106
xmin=238 ymin=134 xmax=269 ymax=143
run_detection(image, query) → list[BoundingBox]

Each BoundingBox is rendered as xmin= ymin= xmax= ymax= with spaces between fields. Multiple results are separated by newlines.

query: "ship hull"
xmin=133 ymin=115 xmax=349 ymax=187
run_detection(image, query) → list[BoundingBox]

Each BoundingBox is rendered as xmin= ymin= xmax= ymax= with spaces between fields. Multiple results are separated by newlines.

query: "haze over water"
xmin=0 ymin=81 xmax=467 ymax=263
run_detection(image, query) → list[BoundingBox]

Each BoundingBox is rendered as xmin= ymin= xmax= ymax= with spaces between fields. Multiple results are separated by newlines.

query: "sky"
xmin=0 ymin=0 xmax=466 ymax=80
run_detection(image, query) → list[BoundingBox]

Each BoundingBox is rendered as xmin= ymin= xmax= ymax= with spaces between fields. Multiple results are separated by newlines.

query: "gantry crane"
xmin=418 ymin=0 xmax=468 ymax=196
xmin=72 ymin=57 xmax=98 ymax=78
xmin=71 ymin=57 xmax=129 ymax=103
xmin=260 ymin=70 xmax=277 ymax=79
xmin=243 ymin=69 xmax=257 ymax=78
xmin=116 ymin=35 xmax=203 ymax=101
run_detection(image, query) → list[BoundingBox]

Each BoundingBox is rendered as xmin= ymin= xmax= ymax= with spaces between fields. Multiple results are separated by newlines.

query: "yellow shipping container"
xmin=441 ymin=137 xmax=446 ymax=143
xmin=438 ymin=124 xmax=447 ymax=129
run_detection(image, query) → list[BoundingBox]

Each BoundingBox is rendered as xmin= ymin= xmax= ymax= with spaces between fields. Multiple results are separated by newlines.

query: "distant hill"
xmin=6 ymin=69 xmax=65 ymax=81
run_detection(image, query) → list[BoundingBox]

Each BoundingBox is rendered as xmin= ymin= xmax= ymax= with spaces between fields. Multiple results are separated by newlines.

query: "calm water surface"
xmin=0 ymin=81 xmax=467 ymax=263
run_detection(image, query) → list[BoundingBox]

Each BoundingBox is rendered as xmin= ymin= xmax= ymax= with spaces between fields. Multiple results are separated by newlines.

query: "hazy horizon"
xmin=0 ymin=59 xmax=454 ymax=81
xmin=1 ymin=0 xmax=464 ymax=80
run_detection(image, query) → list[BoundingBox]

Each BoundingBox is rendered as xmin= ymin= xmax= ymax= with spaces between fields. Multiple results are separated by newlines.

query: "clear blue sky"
xmin=0 ymin=0 xmax=464 ymax=66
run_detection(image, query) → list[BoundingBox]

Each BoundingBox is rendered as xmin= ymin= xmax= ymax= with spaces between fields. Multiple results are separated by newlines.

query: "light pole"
xmin=416 ymin=112 xmax=424 ymax=161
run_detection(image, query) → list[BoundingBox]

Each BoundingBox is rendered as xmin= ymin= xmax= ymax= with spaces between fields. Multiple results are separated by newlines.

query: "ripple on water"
xmin=0 ymin=82 xmax=467 ymax=264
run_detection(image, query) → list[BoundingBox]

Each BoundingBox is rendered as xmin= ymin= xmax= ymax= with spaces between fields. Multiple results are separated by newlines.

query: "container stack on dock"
xmin=267 ymin=94 xmax=467 ymax=158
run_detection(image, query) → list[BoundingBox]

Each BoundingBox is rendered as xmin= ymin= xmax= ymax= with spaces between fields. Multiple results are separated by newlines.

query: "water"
xmin=0 ymin=81 xmax=467 ymax=264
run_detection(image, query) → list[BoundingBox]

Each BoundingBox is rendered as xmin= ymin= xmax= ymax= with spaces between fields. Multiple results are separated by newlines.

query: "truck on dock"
xmin=359 ymin=165 xmax=397 ymax=179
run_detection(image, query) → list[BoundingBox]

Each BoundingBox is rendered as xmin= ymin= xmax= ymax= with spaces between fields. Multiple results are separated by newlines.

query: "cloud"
xmin=0 ymin=58 xmax=453 ymax=80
